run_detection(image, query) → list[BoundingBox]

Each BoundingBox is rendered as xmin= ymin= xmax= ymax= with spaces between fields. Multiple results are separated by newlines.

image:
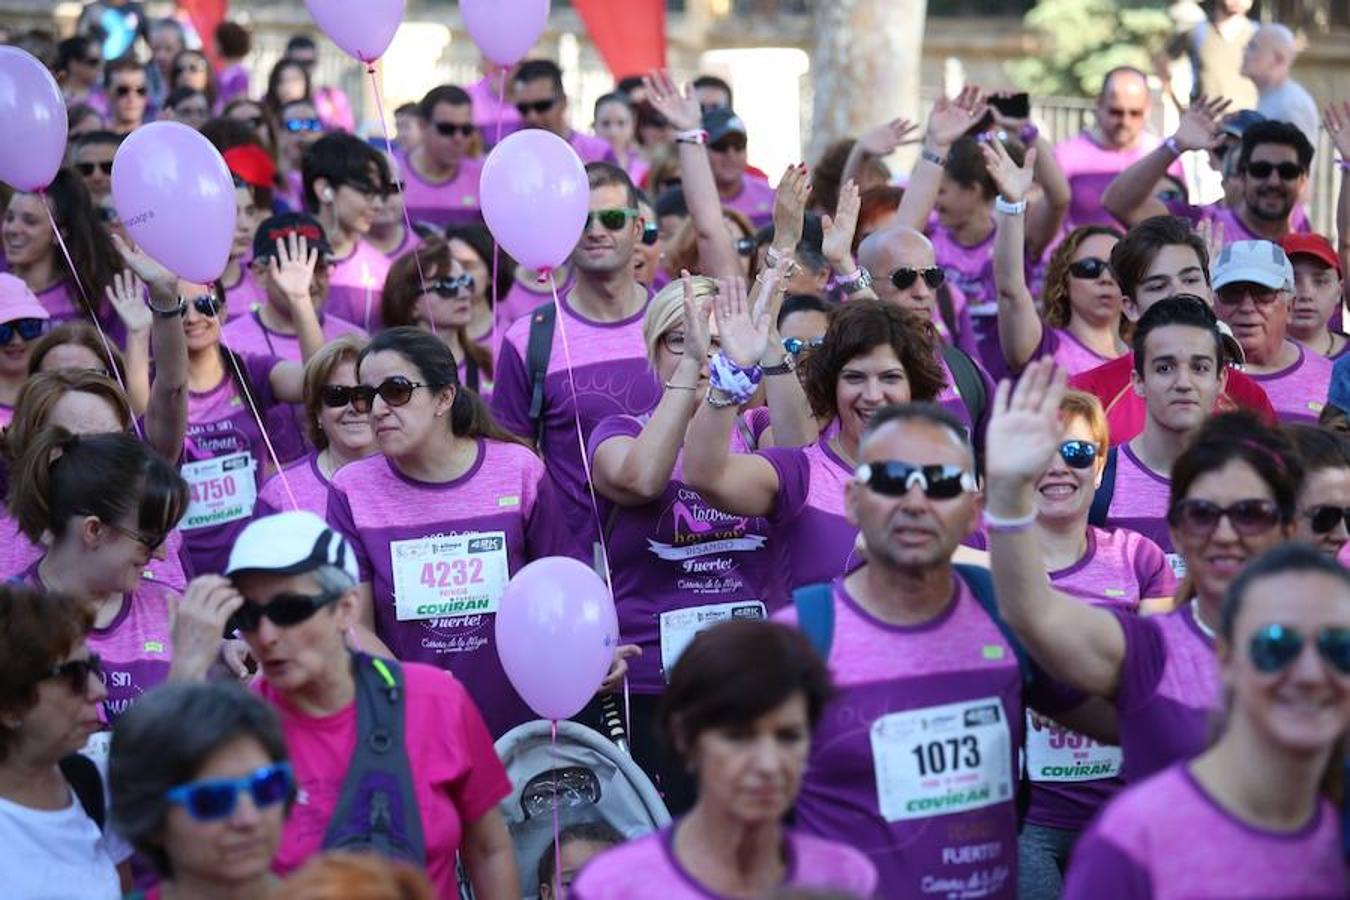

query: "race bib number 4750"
xmin=391 ymin=532 xmax=509 ymax=620
xmin=180 ymin=452 xmax=257 ymax=530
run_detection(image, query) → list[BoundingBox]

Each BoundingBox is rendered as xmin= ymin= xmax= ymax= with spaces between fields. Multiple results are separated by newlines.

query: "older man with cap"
xmin=1213 ymin=239 xmax=1333 ymax=423
xmin=1281 ymin=232 xmax=1346 ymax=359
xmin=703 ymin=106 xmax=775 ymax=228
xmin=225 ymin=510 xmax=519 ymax=896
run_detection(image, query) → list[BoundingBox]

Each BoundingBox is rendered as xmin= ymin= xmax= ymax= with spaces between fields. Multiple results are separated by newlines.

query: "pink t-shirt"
xmin=568 ymin=129 xmax=615 ymax=165
xmin=0 ymin=512 xmax=190 ymax=590
xmin=257 ymin=452 xmax=331 ymax=519
xmin=466 ymin=75 xmax=521 ymax=140
xmin=1104 ymin=443 xmax=1175 ymax=555
xmin=397 ymin=150 xmax=484 ymax=231
xmin=221 ymin=267 xmax=264 ymax=321
xmin=612 ymin=146 xmax=650 ymax=188
xmin=495 ymin=269 xmax=575 ymax=333
xmin=221 ymin=309 xmax=366 ymax=363
xmin=1247 ymin=341 xmax=1334 ymax=424
xmin=1029 ymin=326 xmax=1121 ymax=376
xmin=0 ymin=404 xmax=12 ymax=427
xmin=1054 ymin=131 xmax=1181 ymax=231
xmin=1064 ymin=764 xmax=1346 ymax=899
xmin=259 ymin=662 xmax=512 ymax=896
xmin=929 ymin=216 xmax=998 ymax=308
xmin=34 ymin=280 xmax=125 ymax=348
xmin=324 ymin=239 xmax=391 ymax=334
xmin=571 ymin=825 xmax=878 ymax=899
xmin=721 ymin=174 xmax=776 ymax=229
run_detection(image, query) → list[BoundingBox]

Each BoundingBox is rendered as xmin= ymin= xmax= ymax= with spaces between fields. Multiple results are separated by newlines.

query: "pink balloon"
xmin=111 ymin=123 xmax=236 ymax=284
xmin=495 ymin=557 xmax=618 ymax=721
xmin=305 ymin=0 xmax=405 ymax=64
xmin=480 ymin=129 xmax=589 ymax=272
xmin=0 ymin=46 xmax=68 ymax=191
xmin=461 ymin=0 xmax=550 ymax=67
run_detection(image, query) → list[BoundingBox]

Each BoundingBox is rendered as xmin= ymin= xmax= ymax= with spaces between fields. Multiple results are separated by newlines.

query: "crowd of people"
xmin=0 ymin=4 xmax=1348 ymax=899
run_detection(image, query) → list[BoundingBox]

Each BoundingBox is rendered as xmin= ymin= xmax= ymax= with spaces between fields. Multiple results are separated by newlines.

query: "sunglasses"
xmin=75 ymin=161 xmax=114 ymax=177
xmin=1215 ymin=284 xmax=1281 ymax=308
xmin=1249 ymin=624 xmax=1350 ymax=675
xmin=166 ymin=762 xmax=294 ymax=823
xmin=855 ymin=460 xmax=978 ymax=500
xmin=585 ymin=207 xmax=639 ymax=231
xmin=283 ymin=118 xmax=324 ymax=134
xmin=0 ymin=317 xmax=46 ymax=344
xmin=174 ymin=61 xmax=207 ymax=76
xmin=516 ymin=98 xmax=559 ymax=116
xmin=114 ymin=84 xmax=148 ymax=98
xmin=889 ymin=266 xmax=946 ymax=291
xmin=41 ymin=653 xmax=103 ymax=694
xmin=348 ymin=376 xmax=429 ymax=414
xmin=1167 ymin=498 xmax=1283 ymax=539
xmin=189 ymin=293 xmax=224 ymax=318
xmin=433 ymin=121 xmax=475 ymax=137
xmin=320 ymin=384 xmax=360 ymax=409
xmin=1058 ymin=440 xmax=1098 ymax=469
xmin=642 ymin=222 xmax=659 ymax=246
xmin=384 ymin=180 xmax=405 ymax=198
xmin=783 ymin=335 xmax=824 ymax=355
xmin=710 ymin=138 xmax=747 ymax=154
xmin=734 ymin=237 xmax=757 ymax=257
xmin=105 ymin=521 xmax=168 ymax=551
xmin=1304 ymin=505 xmax=1350 ymax=535
xmin=1068 ymin=257 xmax=1111 ymax=280
xmin=229 ymin=589 xmax=343 ymax=633
xmin=429 ymin=273 xmax=475 ymax=297
xmin=1245 ymin=161 xmax=1304 ymax=181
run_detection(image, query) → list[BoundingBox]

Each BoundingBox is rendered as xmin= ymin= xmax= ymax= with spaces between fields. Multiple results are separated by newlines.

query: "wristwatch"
xmin=151 ymin=297 xmax=188 ymax=319
xmin=835 ymin=267 xmax=873 ymax=295
xmin=761 ymin=352 xmax=797 ymax=376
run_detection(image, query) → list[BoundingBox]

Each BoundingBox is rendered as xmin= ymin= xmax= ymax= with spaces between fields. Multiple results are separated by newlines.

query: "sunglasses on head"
xmin=855 ymin=460 xmax=978 ymax=500
xmin=1304 ymin=505 xmax=1350 ymax=535
xmin=284 ymin=118 xmax=324 ymax=134
xmin=585 ymin=207 xmax=638 ymax=231
xmin=166 ymin=762 xmax=294 ymax=823
xmin=1245 ymin=161 xmax=1304 ymax=181
xmin=429 ymin=273 xmax=475 ymax=297
xmin=348 ymin=375 xmax=429 ymax=414
xmin=41 ymin=653 xmax=103 ymax=694
xmin=1058 ymin=440 xmax=1098 ymax=469
xmin=516 ymin=97 xmax=559 ymax=116
xmin=642 ymin=222 xmax=659 ymax=246
xmin=0 ymin=318 xmax=46 ymax=345
xmin=734 ymin=237 xmax=757 ymax=257
xmin=188 ymin=293 xmax=224 ymax=318
xmin=1167 ymin=498 xmax=1283 ymax=539
xmin=1249 ymin=624 xmax=1350 ymax=675
xmin=114 ymin=84 xmax=147 ymax=98
xmin=75 ymin=161 xmax=114 ymax=177
xmin=1068 ymin=257 xmax=1111 ymax=280
xmin=783 ymin=335 xmax=824 ymax=355
xmin=889 ymin=266 xmax=946 ymax=291
xmin=434 ymin=121 xmax=475 ymax=137
xmin=229 ymin=589 xmax=343 ymax=633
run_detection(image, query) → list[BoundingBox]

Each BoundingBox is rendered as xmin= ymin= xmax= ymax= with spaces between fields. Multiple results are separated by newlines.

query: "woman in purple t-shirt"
xmin=986 ymin=361 xmax=1303 ymax=786
xmin=572 ymin=620 xmax=877 ymax=899
xmin=1064 ymin=543 xmax=1350 ymax=899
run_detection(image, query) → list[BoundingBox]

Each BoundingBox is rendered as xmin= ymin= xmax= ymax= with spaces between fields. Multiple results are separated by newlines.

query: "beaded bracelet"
xmin=708 ymin=352 xmax=761 ymax=405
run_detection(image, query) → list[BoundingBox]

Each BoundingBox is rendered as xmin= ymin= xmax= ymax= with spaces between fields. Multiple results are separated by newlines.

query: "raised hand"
xmin=677 ymin=270 xmax=713 ymax=367
xmin=713 ymin=276 xmax=771 ymax=368
xmin=984 ymin=358 xmax=1070 ymax=488
xmin=109 ymin=233 xmax=177 ymax=297
xmin=642 ymin=70 xmax=702 ymax=133
xmin=270 ymin=231 xmax=319 ymax=307
xmin=1172 ymin=95 xmax=1231 ymax=153
xmin=168 ymin=575 xmax=246 ymax=682
xmin=771 ymin=163 xmax=810 ymax=251
xmin=926 ymin=84 xmax=987 ymax=149
xmin=1322 ymin=102 xmax=1350 ymax=161
xmin=821 ymin=179 xmax=862 ymax=267
xmin=979 ymin=140 xmax=1037 ymax=204
xmin=858 ymin=117 xmax=920 ymax=156
xmin=105 ymin=268 xmax=152 ymax=334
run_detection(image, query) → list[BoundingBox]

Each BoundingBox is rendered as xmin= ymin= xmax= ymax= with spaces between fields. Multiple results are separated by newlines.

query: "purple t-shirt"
xmin=1028 ymin=326 xmax=1120 ymax=376
xmin=1164 ymin=198 xmax=1311 ymax=247
xmin=1054 ymin=131 xmax=1179 ymax=231
xmin=1104 ymin=444 xmax=1174 ymax=555
xmin=396 ymin=151 xmax=484 ymax=231
xmin=1112 ymin=605 xmax=1220 ymax=783
xmin=257 ymin=452 xmax=330 ymax=519
xmin=1063 ymin=764 xmax=1346 ymax=899
xmin=929 ymin=217 xmax=997 ymax=308
xmin=324 ymin=239 xmax=391 ymax=334
xmin=494 ymin=270 xmax=575 ymax=333
xmin=721 ymin=174 xmax=776 ymax=229
xmin=571 ymin=825 xmax=879 ymax=900
xmin=325 ymin=438 xmax=545 ymax=738
xmin=490 ymin=293 xmax=661 ymax=564
xmin=466 ymin=75 xmax=521 ymax=141
xmin=217 ymin=64 xmax=249 ymax=108
xmin=221 ymin=267 xmax=264 ymax=321
xmin=34 ymin=280 xmax=126 ymax=348
xmin=1026 ymin=526 xmax=1176 ymax=831
xmin=221 ymin=308 xmax=366 ymax=362
xmin=757 ymin=436 xmax=858 ymax=601
xmin=588 ymin=415 xmax=780 ymax=694
xmin=1247 ymin=341 xmax=1334 ymax=424
xmin=568 ymin=129 xmax=616 ymax=165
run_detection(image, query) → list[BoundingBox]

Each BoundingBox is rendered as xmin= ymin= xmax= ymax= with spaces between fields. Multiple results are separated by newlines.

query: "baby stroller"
xmin=493 ymin=707 xmax=670 ymax=899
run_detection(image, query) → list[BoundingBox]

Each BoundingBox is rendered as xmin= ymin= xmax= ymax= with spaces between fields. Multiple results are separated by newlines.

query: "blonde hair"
xmin=642 ymin=275 xmax=718 ymax=368
xmin=302 ymin=334 xmax=366 ymax=449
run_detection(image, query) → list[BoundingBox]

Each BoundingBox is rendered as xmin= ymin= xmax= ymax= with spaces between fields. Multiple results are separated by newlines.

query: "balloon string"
xmin=550 ymin=718 xmax=562 ymax=900
xmin=365 ymin=62 xmax=435 ymax=337
xmin=488 ymin=67 xmax=508 ymax=382
xmin=40 ymin=193 xmax=143 ymax=440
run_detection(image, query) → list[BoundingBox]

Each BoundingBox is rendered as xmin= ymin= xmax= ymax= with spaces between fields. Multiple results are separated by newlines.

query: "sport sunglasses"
xmin=1058 ymin=440 xmax=1098 ymax=469
xmin=165 ymin=762 xmax=294 ymax=822
xmin=228 ymin=588 xmax=344 ymax=633
xmin=0 ymin=318 xmax=47 ymax=344
xmin=1249 ymin=624 xmax=1350 ymax=675
xmin=585 ymin=207 xmax=639 ymax=231
xmin=428 ymin=273 xmax=475 ymax=297
xmin=855 ymin=460 xmax=978 ymax=500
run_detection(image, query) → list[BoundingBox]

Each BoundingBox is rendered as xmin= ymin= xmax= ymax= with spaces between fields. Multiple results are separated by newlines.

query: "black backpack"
xmin=59 ymin=753 xmax=105 ymax=830
xmin=525 ymin=302 xmax=558 ymax=449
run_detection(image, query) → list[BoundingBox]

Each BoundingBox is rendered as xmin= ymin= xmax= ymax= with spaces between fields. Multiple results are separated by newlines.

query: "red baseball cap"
xmin=1280 ymin=233 xmax=1342 ymax=276
xmin=223 ymin=145 xmax=278 ymax=191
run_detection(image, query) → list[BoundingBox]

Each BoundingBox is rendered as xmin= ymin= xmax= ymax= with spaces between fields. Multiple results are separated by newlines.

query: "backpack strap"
xmin=955 ymin=563 xmax=1032 ymax=689
xmin=525 ymin=302 xmax=558 ymax=449
xmin=463 ymin=352 xmax=480 ymax=393
xmin=792 ymin=583 xmax=836 ymax=661
xmin=940 ymin=343 xmax=987 ymax=432
xmin=1088 ymin=446 xmax=1118 ymax=528
xmin=59 ymin=753 xmax=105 ymax=831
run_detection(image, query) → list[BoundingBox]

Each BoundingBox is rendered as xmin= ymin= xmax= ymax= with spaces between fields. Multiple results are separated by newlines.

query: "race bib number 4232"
xmin=391 ymin=532 xmax=509 ymax=620
xmin=870 ymin=696 xmax=1013 ymax=822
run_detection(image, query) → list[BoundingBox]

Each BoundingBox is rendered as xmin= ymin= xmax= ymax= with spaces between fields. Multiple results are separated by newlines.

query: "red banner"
xmin=180 ymin=0 xmax=229 ymax=68
xmin=572 ymin=0 xmax=666 ymax=79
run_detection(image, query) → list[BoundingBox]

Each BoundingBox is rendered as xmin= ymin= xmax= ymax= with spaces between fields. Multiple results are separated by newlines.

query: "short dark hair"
xmin=55 ymin=35 xmax=96 ymax=74
xmin=1170 ymin=411 xmax=1304 ymax=527
xmin=418 ymin=84 xmax=471 ymax=122
xmin=586 ymin=161 xmax=638 ymax=209
xmin=615 ymin=75 xmax=645 ymax=96
xmin=514 ymin=58 xmax=564 ymax=95
xmin=1237 ymin=119 xmax=1315 ymax=173
xmin=1110 ymin=215 xmax=1210 ymax=302
xmin=661 ymin=620 xmax=832 ymax=757
xmin=110 ymin=681 xmax=290 ymax=877
xmin=1285 ymin=423 xmax=1350 ymax=475
xmin=104 ymin=55 xmax=145 ymax=88
xmin=1220 ymin=541 xmax=1350 ymax=641
xmin=692 ymin=74 xmax=733 ymax=107
xmin=1131 ymin=295 xmax=1223 ymax=374
xmin=214 ymin=20 xmax=251 ymax=59
xmin=285 ymin=34 xmax=317 ymax=55
xmin=0 ymin=586 xmax=93 ymax=763
xmin=71 ymin=129 xmax=124 ymax=153
xmin=394 ymin=101 xmax=418 ymax=118
xmin=944 ymin=135 xmax=1024 ymax=201
xmin=537 ymin=821 xmax=623 ymax=891
xmin=864 ymin=402 xmax=975 ymax=460
xmin=778 ymin=293 xmax=834 ymax=329
xmin=301 ymin=132 xmax=391 ymax=212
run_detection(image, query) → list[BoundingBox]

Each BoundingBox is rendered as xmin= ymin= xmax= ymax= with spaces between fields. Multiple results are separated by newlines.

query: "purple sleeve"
xmin=586 ymin=414 xmax=643 ymax=466
xmin=1062 ymin=830 xmax=1153 ymax=900
xmin=755 ymin=446 xmax=811 ymax=523
xmin=325 ymin=485 xmax=371 ymax=582
xmin=241 ymin=352 xmax=281 ymax=410
xmin=488 ymin=338 xmax=533 ymax=440
xmin=1026 ymin=668 xmax=1091 ymax=717
xmin=1132 ymin=535 xmax=1177 ymax=598
xmin=1110 ymin=609 xmax=1167 ymax=713
xmin=1024 ymin=326 xmax=1060 ymax=369
xmin=1162 ymin=197 xmax=1205 ymax=228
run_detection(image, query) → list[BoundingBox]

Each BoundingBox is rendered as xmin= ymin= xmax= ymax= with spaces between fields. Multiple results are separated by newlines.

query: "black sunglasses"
xmin=105 ymin=521 xmax=168 ymax=551
xmin=0 ymin=318 xmax=46 ymax=344
xmin=75 ymin=161 xmax=114 ymax=177
xmin=1304 ymin=505 xmax=1350 ymax=535
xmin=434 ymin=121 xmax=475 ymax=137
xmin=889 ymin=266 xmax=946 ymax=291
xmin=166 ymin=762 xmax=294 ymax=822
xmin=1068 ymin=257 xmax=1111 ymax=280
xmin=349 ymin=376 xmax=429 ymax=414
xmin=42 ymin=653 xmax=103 ymax=694
xmin=585 ymin=207 xmax=638 ymax=231
xmin=320 ymin=384 xmax=359 ymax=409
xmin=1167 ymin=498 xmax=1283 ymax=539
xmin=229 ymin=589 xmax=343 ymax=633
xmin=189 ymin=293 xmax=224 ymax=318
xmin=1245 ymin=161 xmax=1304 ymax=181
xmin=516 ymin=97 xmax=559 ymax=116
xmin=783 ymin=335 xmax=824 ymax=355
xmin=642 ymin=222 xmax=659 ymax=246
xmin=429 ymin=274 xmax=475 ymax=297
xmin=1249 ymin=624 xmax=1350 ymax=675
xmin=114 ymin=84 xmax=147 ymax=97
xmin=855 ymin=460 xmax=977 ymax=500
xmin=710 ymin=138 xmax=747 ymax=154
xmin=1059 ymin=440 xmax=1098 ymax=469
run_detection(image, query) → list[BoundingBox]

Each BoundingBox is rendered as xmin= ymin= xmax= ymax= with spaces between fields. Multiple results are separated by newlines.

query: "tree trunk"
xmin=809 ymin=0 xmax=928 ymax=164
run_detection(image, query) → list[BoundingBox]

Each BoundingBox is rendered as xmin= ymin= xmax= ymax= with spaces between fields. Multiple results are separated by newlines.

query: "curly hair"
xmin=1042 ymin=225 xmax=1125 ymax=331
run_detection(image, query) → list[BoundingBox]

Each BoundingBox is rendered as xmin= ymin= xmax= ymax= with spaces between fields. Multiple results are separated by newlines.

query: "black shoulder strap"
xmin=1088 ymin=446 xmax=1119 ymax=528
xmin=59 ymin=753 xmax=105 ymax=831
xmin=955 ymin=563 xmax=1032 ymax=689
xmin=792 ymin=583 xmax=836 ymax=661
xmin=463 ymin=353 xmax=480 ymax=393
xmin=940 ymin=343 xmax=987 ymax=429
xmin=936 ymin=284 xmax=960 ymax=344
xmin=525 ymin=302 xmax=557 ymax=448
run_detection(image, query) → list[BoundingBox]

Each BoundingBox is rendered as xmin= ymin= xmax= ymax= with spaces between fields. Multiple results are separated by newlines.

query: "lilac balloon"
xmin=305 ymin=0 xmax=405 ymax=63
xmin=495 ymin=557 xmax=618 ymax=721
xmin=461 ymin=0 xmax=550 ymax=67
xmin=111 ymin=122 xmax=236 ymax=284
xmin=480 ymin=129 xmax=589 ymax=272
xmin=0 ymin=47 xmax=68 ymax=191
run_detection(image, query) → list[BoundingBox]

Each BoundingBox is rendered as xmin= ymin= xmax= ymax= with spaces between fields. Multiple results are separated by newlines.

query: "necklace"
xmin=1190 ymin=598 xmax=1216 ymax=640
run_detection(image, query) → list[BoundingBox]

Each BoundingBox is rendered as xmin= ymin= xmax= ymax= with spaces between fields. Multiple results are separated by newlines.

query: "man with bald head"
xmin=1243 ymin=23 xmax=1319 ymax=143
xmin=1054 ymin=67 xmax=1182 ymax=230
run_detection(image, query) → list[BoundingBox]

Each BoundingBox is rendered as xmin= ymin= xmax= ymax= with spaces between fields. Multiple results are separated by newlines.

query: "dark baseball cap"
xmin=252 ymin=212 xmax=333 ymax=263
xmin=703 ymin=107 xmax=748 ymax=146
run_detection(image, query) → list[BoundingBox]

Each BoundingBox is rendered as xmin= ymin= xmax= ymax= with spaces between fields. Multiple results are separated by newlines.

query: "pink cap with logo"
xmin=0 ymin=273 xmax=51 ymax=325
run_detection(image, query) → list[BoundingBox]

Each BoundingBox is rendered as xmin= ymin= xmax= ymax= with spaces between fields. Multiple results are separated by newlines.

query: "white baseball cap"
xmin=1211 ymin=240 xmax=1295 ymax=293
xmin=226 ymin=511 xmax=358 ymax=582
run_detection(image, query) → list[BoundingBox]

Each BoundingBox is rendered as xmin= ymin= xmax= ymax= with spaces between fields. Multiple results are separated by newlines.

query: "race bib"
xmin=180 ymin=452 xmax=257 ymax=530
xmin=659 ymin=600 xmax=766 ymax=680
xmin=1166 ymin=553 xmax=1188 ymax=579
xmin=1024 ymin=711 xmax=1122 ymax=782
xmin=871 ymin=696 xmax=1013 ymax=822
xmin=391 ymin=532 xmax=509 ymax=621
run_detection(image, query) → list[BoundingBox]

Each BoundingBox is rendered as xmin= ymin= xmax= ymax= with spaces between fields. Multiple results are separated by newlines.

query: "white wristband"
xmin=674 ymin=129 xmax=707 ymax=145
xmin=995 ymin=195 xmax=1027 ymax=216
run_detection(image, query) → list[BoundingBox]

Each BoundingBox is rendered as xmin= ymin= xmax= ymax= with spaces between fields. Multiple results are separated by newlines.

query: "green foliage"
xmin=1009 ymin=0 xmax=1175 ymax=97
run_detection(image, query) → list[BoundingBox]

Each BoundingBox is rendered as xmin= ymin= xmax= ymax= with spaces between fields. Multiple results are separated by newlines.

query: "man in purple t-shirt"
xmin=513 ymin=59 xmax=612 ymax=164
xmin=399 ymin=84 xmax=484 ymax=230
xmin=702 ymin=107 xmax=775 ymax=228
